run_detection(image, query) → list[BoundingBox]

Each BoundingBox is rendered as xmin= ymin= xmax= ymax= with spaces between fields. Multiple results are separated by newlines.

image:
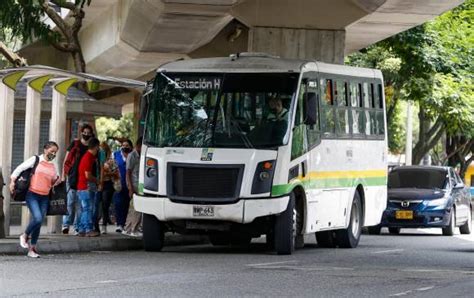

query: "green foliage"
xmin=95 ymin=114 xmax=134 ymax=143
xmin=346 ymin=0 xmax=473 ymax=159
xmin=0 ymin=0 xmax=92 ymax=72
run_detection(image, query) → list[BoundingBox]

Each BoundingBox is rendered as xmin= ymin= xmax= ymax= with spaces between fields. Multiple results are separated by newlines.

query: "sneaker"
xmin=121 ymin=230 xmax=130 ymax=236
xmin=19 ymin=233 xmax=29 ymax=249
xmin=74 ymin=230 xmax=80 ymax=236
xmin=86 ymin=231 xmax=100 ymax=237
xmin=61 ymin=227 xmax=69 ymax=235
xmin=27 ymin=248 xmax=40 ymax=258
xmin=130 ymin=232 xmax=142 ymax=238
xmin=77 ymin=232 xmax=86 ymax=237
xmin=101 ymin=225 xmax=107 ymax=234
xmin=115 ymin=226 xmax=123 ymax=233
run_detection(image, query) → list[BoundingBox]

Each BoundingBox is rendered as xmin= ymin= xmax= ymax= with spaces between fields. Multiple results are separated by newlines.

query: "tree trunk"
xmin=71 ymin=48 xmax=86 ymax=73
xmin=412 ymin=111 xmax=444 ymax=165
xmin=446 ymin=135 xmax=474 ymax=179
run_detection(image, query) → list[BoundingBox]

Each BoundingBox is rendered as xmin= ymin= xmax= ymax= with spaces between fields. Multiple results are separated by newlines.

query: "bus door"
xmin=291 ymin=73 xmax=323 ymax=233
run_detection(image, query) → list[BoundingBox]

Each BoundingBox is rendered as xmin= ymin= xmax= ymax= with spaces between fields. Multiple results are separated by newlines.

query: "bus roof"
xmin=157 ymin=53 xmax=382 ymax=79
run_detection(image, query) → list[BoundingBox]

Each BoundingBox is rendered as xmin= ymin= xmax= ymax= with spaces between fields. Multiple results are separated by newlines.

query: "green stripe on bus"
xmin=271 ymin=176 xmax=387 ymax=196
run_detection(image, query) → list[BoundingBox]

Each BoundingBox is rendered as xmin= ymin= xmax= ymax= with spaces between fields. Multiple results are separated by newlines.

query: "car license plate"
xmin=395 ymin=210 xmax=413 ymax=219
xmin=193 ymin=206 xmax=214 ymax=217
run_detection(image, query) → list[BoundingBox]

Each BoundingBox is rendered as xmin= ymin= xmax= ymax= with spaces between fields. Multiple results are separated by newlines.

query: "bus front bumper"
xmin=133 ymin=194 xmax=290 ymax=224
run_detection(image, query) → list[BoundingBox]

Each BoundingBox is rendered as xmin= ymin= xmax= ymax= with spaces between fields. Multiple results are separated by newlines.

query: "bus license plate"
xmin=395 ymin=210 xmax=413 ymax=219
xmin=193 ymin=206 xmax=214 ymax=217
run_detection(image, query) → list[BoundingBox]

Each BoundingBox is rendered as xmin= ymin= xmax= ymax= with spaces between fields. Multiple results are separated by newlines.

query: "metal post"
xmin=405 ymin=100 xmax=413 ymax=166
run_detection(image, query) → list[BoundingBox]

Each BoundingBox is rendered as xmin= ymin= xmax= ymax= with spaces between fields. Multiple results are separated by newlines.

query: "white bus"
xmin=134 ymin=53 xmax=388 ymax=255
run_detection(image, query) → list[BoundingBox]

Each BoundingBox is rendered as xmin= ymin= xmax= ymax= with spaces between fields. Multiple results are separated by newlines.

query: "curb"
xmin=0 ymin=233 xmax=208 ymax=255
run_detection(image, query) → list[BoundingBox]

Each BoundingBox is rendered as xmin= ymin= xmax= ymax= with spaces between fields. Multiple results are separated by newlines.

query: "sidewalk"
xmin=0 ymin=225 xmax=208 ymax=255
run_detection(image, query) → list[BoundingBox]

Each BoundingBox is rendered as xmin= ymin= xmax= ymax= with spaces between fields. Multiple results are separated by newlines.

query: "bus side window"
xmin=320 ymin=78 xmax=335 ymax=136
xmin=362 ymin=82 xmax=372 ymax=136
xmin=291 ymin=80 xmax=309 ymax=160
xmin=335 ymin=81 xmax=350 ymax=136
xmin=307 ymin=79 xmax=320 ymax=147
xmin=350 ymin=81 xmax=364 ymax=136
xmin=374 ymin=83 xmax=385 ymax=136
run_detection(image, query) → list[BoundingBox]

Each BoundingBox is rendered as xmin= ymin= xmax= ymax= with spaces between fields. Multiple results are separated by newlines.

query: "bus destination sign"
xmin=173 ymin=77 xmax=221 ymax=90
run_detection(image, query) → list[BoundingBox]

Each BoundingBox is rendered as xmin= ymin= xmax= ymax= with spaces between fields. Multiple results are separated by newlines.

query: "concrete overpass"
xmin=20 ymin=0 xmax=463 ymax=82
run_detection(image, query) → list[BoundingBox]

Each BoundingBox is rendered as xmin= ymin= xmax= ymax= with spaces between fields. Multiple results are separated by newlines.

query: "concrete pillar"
xmin=20 ymin=76 xmax=51 ymax=231
xmin=47 ymin=79 xmax=74 ymax=233
xmin=248 ymin=27 xmax=345 ymax=64
xmin=0 ymin=82 xmax=16 ymax=236
xmin=20 ymin=85 xmax=43 ymax=230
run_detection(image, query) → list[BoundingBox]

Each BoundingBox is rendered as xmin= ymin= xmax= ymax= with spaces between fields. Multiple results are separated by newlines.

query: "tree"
xmin=347 ymin=0 xmax=473 ymax=169
xmin=0 ymin=0 xmax=91 ymax=72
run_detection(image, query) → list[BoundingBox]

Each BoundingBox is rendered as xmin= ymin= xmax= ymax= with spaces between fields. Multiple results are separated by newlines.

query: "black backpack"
xmin=13 ymin=156 xmax=40 ymax=202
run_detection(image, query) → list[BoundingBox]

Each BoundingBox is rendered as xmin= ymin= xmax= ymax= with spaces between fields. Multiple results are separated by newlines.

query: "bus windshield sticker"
xmin=201 ymin=148 xmax=214 ymax=161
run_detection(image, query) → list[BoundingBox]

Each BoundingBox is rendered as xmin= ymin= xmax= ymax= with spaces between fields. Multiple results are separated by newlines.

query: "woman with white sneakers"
xmin=10 ymin=141 xmax=60 ymax=258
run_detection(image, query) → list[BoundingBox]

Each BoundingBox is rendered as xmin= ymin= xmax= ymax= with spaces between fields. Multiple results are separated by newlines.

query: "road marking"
xmin=416 ymin=286 xmax=435 ymax=291
xmin=390 ymin=286 xmax=435 ymax=297
xmin=390 ymin=290 xmax=412 ymax=296
xmin=246 ymin=260 xmax=298 ymax=267
xmin=95 ymin=280 xmax=118 ymax=284
xmin=402 ymin=268 xmax=474 ymax=275
xmin=372 ymin=249 xmax=404 ymax=254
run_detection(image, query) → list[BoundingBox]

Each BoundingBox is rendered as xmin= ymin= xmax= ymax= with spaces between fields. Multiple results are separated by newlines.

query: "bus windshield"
xmin=144 ymin=72 xmax=299 ymax=149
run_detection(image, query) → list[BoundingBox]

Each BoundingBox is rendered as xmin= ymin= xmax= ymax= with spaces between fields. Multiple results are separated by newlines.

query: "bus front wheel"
xmin=143 ymin=214 xmax=165 ymax=252
xmin=336 ymin=191 xmax=362 ymax=248
xmin=273 ymin=193 xmax=296 ymax=255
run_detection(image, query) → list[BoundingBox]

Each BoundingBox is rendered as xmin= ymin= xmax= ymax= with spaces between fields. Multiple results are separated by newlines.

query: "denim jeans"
xmin=62 ymin=180 xmax=81 ymax=231
xmin=25 ymin=191 xmax=49 ymax=245
xmin=113 ymin=188 xmax=130 ymax=227
xmin=78 ymin=190 xmax=93 ymax=233
xmin=88 ymin=182 xmax=100 ymax=230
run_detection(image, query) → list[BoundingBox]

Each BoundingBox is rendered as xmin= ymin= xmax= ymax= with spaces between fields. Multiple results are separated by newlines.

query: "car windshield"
xmin=144 ymin=72 xmax=299 ymax=149
xmin=388 ymin=169 xmax=448 ymax=189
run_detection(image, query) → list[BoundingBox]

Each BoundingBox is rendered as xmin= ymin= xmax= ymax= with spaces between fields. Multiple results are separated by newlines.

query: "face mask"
xmin=122 ymin=147 xmax=131 ymax=154
xmin=82 ymin=134 xmax=92 ymax=141
xmin=46 ymin=153 xmax=56 ymax=161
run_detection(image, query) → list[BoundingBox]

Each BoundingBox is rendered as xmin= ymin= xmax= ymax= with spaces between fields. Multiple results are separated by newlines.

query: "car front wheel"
xmin=442 ymin=208 xmax=456 ymax=236
xmin=459 ymin=207 xmax=472 ymax=235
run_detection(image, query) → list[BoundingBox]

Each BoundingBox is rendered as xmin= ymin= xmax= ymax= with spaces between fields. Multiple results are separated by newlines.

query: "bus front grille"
xmin=167 ymin=163 xmax=244 ymax=203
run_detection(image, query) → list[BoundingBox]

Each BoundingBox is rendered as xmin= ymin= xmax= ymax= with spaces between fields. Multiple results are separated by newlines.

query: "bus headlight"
xmin=252 ymin=160 xmax=276 ymax=194
xmin=144 ymin=157 xmax=158 ymax=191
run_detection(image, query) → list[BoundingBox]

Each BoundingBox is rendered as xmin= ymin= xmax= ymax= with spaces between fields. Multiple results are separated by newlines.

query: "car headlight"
xmin=426 ymin=198 xmax=447 ymax=206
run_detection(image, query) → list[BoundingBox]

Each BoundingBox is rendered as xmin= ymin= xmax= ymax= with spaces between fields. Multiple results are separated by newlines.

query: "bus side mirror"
xmin=304 ymin=92 xmax=317 ymax=126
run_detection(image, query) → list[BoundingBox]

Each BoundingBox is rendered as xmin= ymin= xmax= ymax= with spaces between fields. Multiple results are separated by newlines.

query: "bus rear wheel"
xmin=273 ymin=193 xmax=296 ymax=255
xmin=143 ymin=214 xmax=165 ymax=252
xmin=336 ymin=191 xmax=362 ymax=248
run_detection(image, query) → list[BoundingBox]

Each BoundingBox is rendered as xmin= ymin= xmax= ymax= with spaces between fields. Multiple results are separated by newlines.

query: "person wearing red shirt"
xmin=77 ymin=138 xmax=100 ymax=237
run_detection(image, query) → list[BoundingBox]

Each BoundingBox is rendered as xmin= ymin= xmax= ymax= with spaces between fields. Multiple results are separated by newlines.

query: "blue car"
xmin=368 ymin=166 xmax=472 ymax=236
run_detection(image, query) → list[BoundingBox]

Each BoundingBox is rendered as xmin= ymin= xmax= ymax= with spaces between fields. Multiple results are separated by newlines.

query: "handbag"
xmin=13 ymin=156 xmax=40 ymax=202
xmin=47 ymin=181 xmax=68 ymax=216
